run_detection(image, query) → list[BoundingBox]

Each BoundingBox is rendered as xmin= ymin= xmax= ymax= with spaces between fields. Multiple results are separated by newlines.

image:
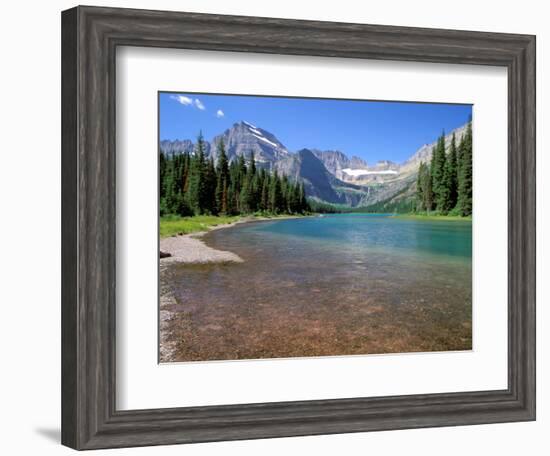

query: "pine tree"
xmin=237 ymin=154 xmax=247 ymax=184
xmin=288 ymin=182 xmax=300 ymax=213
xmin=415 ymin=162 xmax=433 ymax=212
xmin=457 ymin=122 xmax=473 ymax=216
xmin=269 ymin=172 xmax=283 ymax=213
xmin=280 ymin=175 xmax=289 ymax=212
xmin=159 ymin=152 xmax=167 ymax=200
xmin=431 ymin=132 xmax=447 ymax=212
xmin=185 ymin=133 xmax=207 ymax=215
xmin=204 ymin=157 xmax=217 ymax=214
xmin=416 ymin=163 xmax=424 ymax=212
xmin=243 ymin=152 xmax=258 ymax=213
xmin=248 ymin=151 xmax=256 ymax=176
xmin=260 ymin=170 xmax=269 ymax=212
xmin=182 ymin=153 xmax=190 ymax=194
xmin=220 ymin=177 xmax=228 ymax=215
xmin=422 ymin=164 xmax=433 ymax=212
xmin=299 ymin=183 xmax=308 ymax=213
xmin=163 ymin=159 xmax=177 ymax=213
xmin=226 ymin=180 xmax=237 ymax=215
xmin=160 ymin=131 xmax=313 ymax=218
xmin=239 ymin=173 xmax=253 ymax=213
xmin=215 ymin=140 xmax=229 ymax=214
xmin=447 ymin=133 xmax=458 ymax=210
xmin=439 ymin=149 xmax=454 ymax=215
xmin=416 ymin=162 xmax=426 ymax=212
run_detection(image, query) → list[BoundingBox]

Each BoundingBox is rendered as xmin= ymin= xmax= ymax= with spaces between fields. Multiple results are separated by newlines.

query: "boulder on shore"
xmin=160 ymin=250 xmax=172 ymax=259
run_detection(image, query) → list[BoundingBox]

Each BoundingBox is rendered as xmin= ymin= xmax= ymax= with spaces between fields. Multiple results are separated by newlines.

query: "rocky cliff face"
xmin=274 ymin=149 xmax=365 ymax=205
xmin=210 ymin=121 xmax=289 ymax=165
xmin=159 ymin=120 xmax=469 ymax=209
xmin=400 ymin=124 xmax=468 ymax=174
xmin=159 ymin=139 xmax=196 ymax=156
xmin=312 ymin=149 xmax=368 ymax=178
xmin=276 ymin=149 xmax=343 ymax=203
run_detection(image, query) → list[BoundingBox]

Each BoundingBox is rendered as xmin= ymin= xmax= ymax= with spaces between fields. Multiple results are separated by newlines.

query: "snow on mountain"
xmin=210 ymin=121 xmax=289 ymax=164
xmin=242 ymin=120 xmax=257 ymax=129
xmin=342 ymin=168 xmax=398 ymax=176
xmin=251 ymin=133 xmax=279 ymax=148
xmin=159 ymin=120 xmax=469 ymax=209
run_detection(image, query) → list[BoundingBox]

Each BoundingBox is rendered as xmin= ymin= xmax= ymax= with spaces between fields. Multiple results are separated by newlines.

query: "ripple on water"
xmin=160 ymin=215 xmax=472 ymax=362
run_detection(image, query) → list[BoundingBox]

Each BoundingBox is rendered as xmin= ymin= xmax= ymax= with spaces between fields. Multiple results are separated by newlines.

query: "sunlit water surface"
xmin=161 ymin=214 xmax=472 ymax=361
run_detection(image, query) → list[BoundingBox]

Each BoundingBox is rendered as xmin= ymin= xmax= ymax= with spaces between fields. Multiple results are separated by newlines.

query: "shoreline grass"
xmin=160 ymin=213 xmax=308 ymax=238
xmin=160 ymin=212 xmax=471 ymax=238
xmin=160 ymin=215 xmax=241 ymax=238
xmin=392 ymin=213 xmax=472 ymax=221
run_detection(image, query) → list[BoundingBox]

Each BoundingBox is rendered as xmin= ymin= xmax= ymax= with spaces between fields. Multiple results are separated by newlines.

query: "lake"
xmin=162 ymin=214 xmax=472 ymax=362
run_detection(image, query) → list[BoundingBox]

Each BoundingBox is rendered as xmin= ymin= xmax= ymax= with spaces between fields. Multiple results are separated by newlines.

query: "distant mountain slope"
xmin=159 ymin=139 xmax=197 ymax=156
xmin=400 ymin=124 xmax=468 ymax=174
xmin=311 ymin=150 xmax=368 ymax=179
xmin=159 ymin=120 xmax=469 ymax=209
xmin=210 ymin=121 xmax=289 ymax=165
xmin=275 ymin=149 xmax=343 ymax=203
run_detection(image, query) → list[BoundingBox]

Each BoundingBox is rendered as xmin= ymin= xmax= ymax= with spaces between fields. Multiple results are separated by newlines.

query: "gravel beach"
xmin=160 ymin=232 xmax=243 ymax=264
xmin=159 ymin=222 xmax=244 ymax=362
xmin=159 ymin=216 xmax=303 ymax=265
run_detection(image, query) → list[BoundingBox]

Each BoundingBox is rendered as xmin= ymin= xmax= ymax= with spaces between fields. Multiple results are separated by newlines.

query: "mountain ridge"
xmin=159 ymin=121 xmax=469 ymax=208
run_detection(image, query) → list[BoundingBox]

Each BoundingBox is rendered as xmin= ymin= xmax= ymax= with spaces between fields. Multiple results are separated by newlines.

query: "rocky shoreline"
xmin=159 ymin=215 xmax=304 ymax=265
xmin=158 ymin=216 xmax=295 ymax=363
xmin=160 ymin=231 xmax=243 ymax=265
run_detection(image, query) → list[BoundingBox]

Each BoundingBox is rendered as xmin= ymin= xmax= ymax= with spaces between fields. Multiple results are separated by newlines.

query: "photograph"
xmin=158 ymin=93 xmax=473 ymax=363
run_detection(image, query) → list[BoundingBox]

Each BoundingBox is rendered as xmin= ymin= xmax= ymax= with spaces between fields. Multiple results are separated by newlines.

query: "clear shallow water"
xmin=162 ymin=214 xmax=472 ymax=362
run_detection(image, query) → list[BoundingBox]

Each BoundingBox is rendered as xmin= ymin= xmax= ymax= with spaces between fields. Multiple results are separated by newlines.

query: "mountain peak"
xmin=241 ymin=120 xmax=257 ymax=129
xmin=211 ymin=120 xmax=289 ymax=164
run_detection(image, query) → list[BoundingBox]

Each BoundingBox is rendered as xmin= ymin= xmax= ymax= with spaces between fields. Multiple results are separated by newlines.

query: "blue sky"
xmin=159 ymin=92 xmax=472 ymax=164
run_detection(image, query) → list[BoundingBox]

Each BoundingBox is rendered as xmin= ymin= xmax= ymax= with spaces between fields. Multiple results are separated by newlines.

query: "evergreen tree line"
xmin=160 ymin=134 xmax=309 ymax=217
xmin=416 ymin=121 xmax=473 ymax=216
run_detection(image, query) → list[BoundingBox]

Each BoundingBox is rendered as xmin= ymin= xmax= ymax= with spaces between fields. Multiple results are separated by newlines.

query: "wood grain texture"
xmin=61 ymin=5 xmax=536 ymax=450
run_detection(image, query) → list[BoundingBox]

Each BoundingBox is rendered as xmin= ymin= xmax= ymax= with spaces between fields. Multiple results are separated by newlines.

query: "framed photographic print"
xmin=61 ymin=5 xmax=536 ymax=450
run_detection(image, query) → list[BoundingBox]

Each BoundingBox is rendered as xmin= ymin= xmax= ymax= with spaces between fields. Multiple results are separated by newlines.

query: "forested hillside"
xmin=160 ymin=134 xmax=309 ymax=217
xmin=416 ymin=121 xmax=472 ymax=216
xmin=159 ymin=120 xmax=472 ymax=216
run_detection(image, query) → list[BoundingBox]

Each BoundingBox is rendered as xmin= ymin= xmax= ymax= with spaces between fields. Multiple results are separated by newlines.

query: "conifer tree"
xmin=415 ymin=163 xmax=424 ymax=212
xmin=415 ymin=162 xmax=433 ymax=212
xmin=260 ymin=170 xmax=269 ymax=211
xmin=160 ymin=131 xmax=313 ymax=218
xmin=204 ymin=157 xmax=217 ymax=214
xmin=185 ymin=133 xmax=207 ymax=214
xmin=182 ymin=153 xmax=190 ymax=194
xmin=299 ymin=183 xmax=308 ymax=213
xmin=163 ymin=159 xmax=177 ymax=212
xmin=269 ymin=171 xmax=283 ymax=213
xmin=431 ymin=132 xmax=447 ymax=212
xmin=248 ymin=151 xmax=256 ymax=176
xmin=220 ymin=177 xmax=228 ymax=214
xmin=215 ymin=140 xmax=229 ymax=214
xmin=159 ymin=152 xmax=167 ymax=200
xmin=421 ymin=164 xmax=433 ymax=212
xmin=239 ymin=173 xmax=253 ymax=213
xmin=446 ymin=133 xmax=458 ymax=210
xmin=457 ymin=122 xmax=473 ymax=216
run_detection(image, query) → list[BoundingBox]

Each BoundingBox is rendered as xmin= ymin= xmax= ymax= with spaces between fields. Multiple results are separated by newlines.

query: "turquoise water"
xmin=250 ymin=214 xmax=471 ymax=260
xmin=163 ymin=214 xmax=472 ymax=361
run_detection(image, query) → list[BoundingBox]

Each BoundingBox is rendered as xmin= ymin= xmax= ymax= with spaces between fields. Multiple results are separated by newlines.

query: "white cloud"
xmin=216 ymin=109 xmax=225 ymax=118
xmin=194 ymin=98 xmax=206 ymax=110
xmin=170 ymin=94 xmax=193 ymax=106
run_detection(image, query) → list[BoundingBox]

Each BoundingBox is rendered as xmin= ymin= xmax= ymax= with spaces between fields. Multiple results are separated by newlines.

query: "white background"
xmin=117 ymin=47 xmax=508 ymax=410
xmin=0 ymin=1 xmax=547 ymax=455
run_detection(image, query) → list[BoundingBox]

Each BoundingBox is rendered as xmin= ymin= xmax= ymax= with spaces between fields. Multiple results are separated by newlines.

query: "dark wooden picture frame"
xmin=61 ymin=5 xmax=536 ymax=450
